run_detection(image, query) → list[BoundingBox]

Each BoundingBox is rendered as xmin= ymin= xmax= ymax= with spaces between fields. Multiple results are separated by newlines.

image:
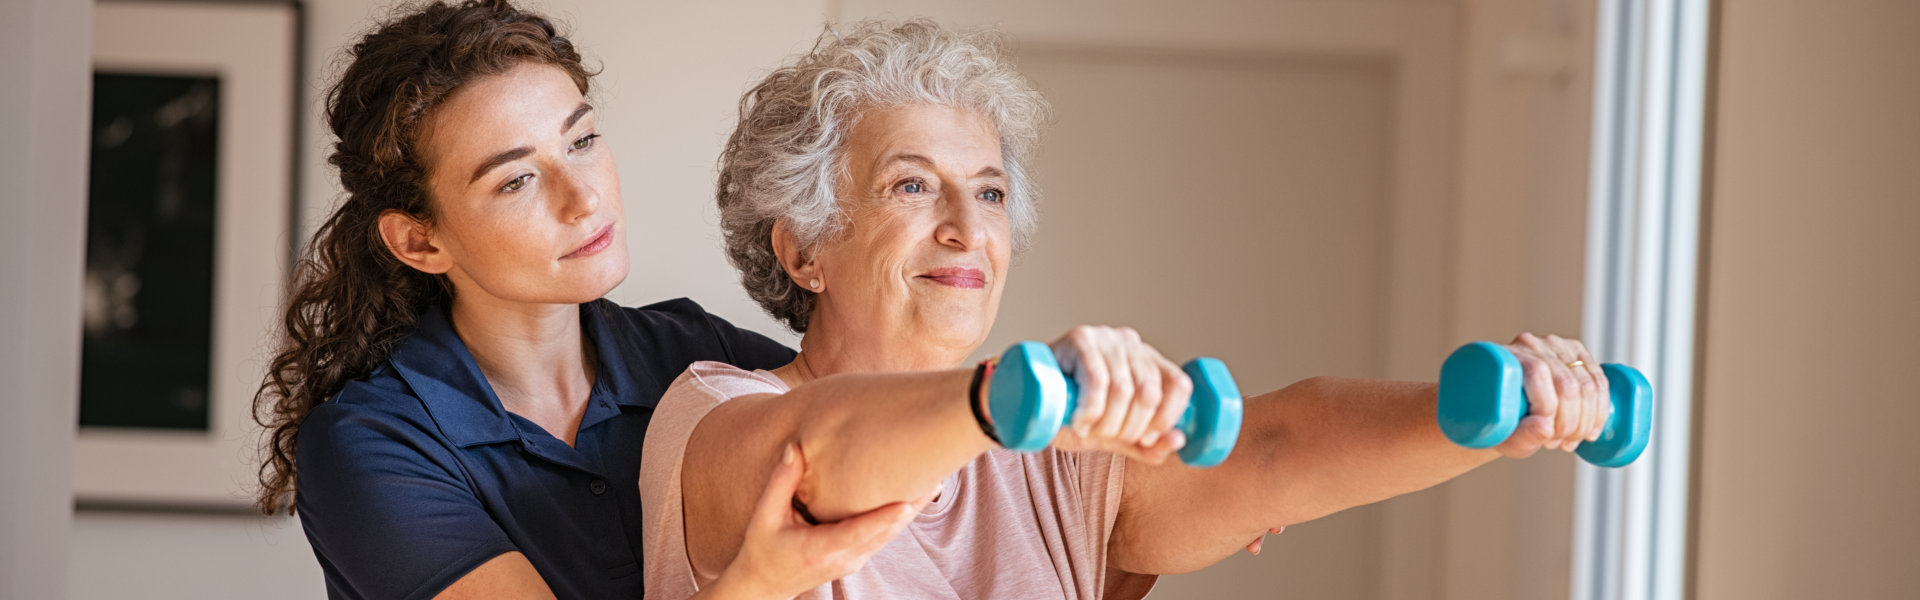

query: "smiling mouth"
xmin=919 ymin=267 xmax=987 ymax=289
xmin=564 ymin=224 xmax=615 ymax=259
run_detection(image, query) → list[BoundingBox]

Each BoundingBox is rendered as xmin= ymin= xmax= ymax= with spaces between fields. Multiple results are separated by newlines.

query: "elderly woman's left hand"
xmin=1494 ymin=333 xmax=1612 ymax=458
xmin=1045 ymin=325 xmax=1192 ymax=465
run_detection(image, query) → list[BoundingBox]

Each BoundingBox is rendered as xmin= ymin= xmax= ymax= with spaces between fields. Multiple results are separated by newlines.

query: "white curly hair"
xmin=715 ymin=19 xmax=1050 ymax=332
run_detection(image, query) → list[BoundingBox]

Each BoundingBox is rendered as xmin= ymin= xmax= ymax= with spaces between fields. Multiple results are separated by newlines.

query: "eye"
xmin=898 ymin=179 xmax=928 ymax=195
xmin=500 ymin=174 xmax=532 ymax=193
xmin=979 ymin=188 xmax=1004 ymax=203
xmin=570 ymin=133 xmax=600 ymax=151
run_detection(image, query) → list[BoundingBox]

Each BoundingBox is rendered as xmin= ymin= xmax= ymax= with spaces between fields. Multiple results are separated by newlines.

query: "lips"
xmin=919 ymin=267 xmax=987 ymax=289
xmin=564 ymin=223 xmax=615 ymax=259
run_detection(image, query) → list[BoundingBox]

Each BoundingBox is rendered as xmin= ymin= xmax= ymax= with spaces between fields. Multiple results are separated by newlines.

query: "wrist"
xmin=707 ymin=563 xmax=783 ymax=600
xmin=969 ymin=358 xmax=1002 ymax=446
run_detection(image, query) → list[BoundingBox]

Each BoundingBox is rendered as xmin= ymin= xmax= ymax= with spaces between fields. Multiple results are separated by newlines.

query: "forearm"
xmin=1114 ymin=376 xmax=1499 ymax=573
xmin=787 ymin=369 xmax=996 ymax=521
xmin=1240 ymin=376 xmax=1498 ymax=524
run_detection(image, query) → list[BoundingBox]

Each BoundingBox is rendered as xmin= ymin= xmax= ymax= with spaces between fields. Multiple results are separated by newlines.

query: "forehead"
xmin=847 ymin=104 xmax=1002 ymax=170
xmin=416 ymin=62 xmax=585 ymax=174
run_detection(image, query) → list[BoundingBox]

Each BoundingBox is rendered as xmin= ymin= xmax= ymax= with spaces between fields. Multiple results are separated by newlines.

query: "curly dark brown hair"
xmin=252 ymin=0 xmax=595 ymax=516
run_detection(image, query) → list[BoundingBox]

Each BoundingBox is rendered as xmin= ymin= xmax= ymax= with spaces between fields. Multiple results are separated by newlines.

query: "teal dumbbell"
xmin=987 ymin=341 xmax=1244 ymax=467
xmin=1437 ymin=341 xmax=1653 ymax=467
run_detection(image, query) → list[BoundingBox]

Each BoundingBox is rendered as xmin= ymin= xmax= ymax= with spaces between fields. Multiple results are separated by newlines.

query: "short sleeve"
xmin=1073 ymin=451 xmax=1160 ymax=598
xmin=640 ymin=362 xmax=790 ymax=598
xmin=297 ymin=399 xmax=519 ymax=600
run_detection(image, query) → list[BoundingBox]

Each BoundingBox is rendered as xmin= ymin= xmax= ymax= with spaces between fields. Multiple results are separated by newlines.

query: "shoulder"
xmin=678 ymin=361 xmax=788 ymax=397
xmin=302 ymin=368 xmax=438 ymax=453
xmin=594 ymin=298 xmax=794 ymax=370
xmin=597 ymin=296 xmax=711 ymax=336
xmin=654 ymin=362 xmax=787 ymax=424
xmin=297 ymin=368 xmax=467 ymax=492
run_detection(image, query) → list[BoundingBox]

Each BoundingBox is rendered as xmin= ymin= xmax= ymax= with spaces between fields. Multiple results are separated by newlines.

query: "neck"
xmin=447 ymin=294 xmax=594 ymax=417
xmin=777 ymin=317 xmax=975 ymax=386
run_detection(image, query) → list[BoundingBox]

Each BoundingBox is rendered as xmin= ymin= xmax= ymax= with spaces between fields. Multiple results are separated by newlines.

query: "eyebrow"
xmin=877 ymin=153 xmax=1007 ymax=180
xmin=561 ymin=103 xmax=593 ymax=134
xmin=469 ymin=146 xmax=533 ymax=185
xmin=467 ymin=103 xmax=595 ymax=185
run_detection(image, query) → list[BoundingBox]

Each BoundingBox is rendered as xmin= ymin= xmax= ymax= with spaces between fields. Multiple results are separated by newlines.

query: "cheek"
xmin=593 ymin=158 xmax=622 ymax=205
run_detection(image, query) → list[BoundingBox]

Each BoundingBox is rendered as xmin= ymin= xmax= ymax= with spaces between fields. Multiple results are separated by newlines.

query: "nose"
xmin=552 ymin=165 xmax=601 ymax=224
xmin=934 ymin=186 xmax=989 ymax=251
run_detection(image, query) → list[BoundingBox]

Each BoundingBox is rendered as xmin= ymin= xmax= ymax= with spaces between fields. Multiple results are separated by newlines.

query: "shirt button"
xmin=589 ymin=479 xmax=608 ymax=496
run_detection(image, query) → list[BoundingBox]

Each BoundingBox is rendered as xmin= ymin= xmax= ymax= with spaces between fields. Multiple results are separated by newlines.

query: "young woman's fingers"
xmin=819 ymin=501 xmax=917 ymax=556
xmin=747 ymin=444 xmax=807 ymax=535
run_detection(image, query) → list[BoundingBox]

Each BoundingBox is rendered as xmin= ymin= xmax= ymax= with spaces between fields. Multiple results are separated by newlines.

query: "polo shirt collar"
xmin=387 ymin=301 xmax=635 ymax=448
xmin=579 ymin=299 xmax=644 ymax=409
xmin=388 ymin=305 xmax=518 ymax=447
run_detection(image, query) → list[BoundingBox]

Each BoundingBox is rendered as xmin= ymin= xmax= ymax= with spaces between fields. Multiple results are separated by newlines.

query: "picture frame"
xmin=75 ymin=0 xmax=303 ymax=510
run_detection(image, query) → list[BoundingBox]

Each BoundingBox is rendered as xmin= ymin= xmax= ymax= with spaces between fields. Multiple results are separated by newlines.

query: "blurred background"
xmin=3 ymin=0 xmax=1916 ymax=598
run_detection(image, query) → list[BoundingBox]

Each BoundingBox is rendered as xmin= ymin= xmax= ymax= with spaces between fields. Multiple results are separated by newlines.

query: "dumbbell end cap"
xmin=1177 ymin=357 xmax=1243 ymax=468
xmin=1438 ymin=341 xmax=1526 ymax=449
xmin=988 ymin=341 xmax=1071 ymax=453
xmin=1575 ymin=364 xmax=1654 ymax=468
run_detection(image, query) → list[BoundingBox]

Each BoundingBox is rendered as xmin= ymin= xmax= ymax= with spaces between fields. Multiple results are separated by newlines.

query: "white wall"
xmin=0 ymin=0 xmax=89 ymax=597
xmin=1693 ymin=1 xmax=1920 ymax=597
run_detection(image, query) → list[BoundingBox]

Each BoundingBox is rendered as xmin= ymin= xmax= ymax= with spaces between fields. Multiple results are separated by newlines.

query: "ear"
xmin=771 ymin=219 xmax=823 ymax=292
xmin=377 ymin=210 xmax=453 ymax=275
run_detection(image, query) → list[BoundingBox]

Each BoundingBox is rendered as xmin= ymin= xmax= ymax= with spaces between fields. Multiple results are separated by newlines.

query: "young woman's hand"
xmin=1493 ymin=333 xmax=1613 ymax=458
xmin=702 ymin=444 xmax=930 ymax=600
xmin=1046 ymin=325 xmax=1192 ymax=465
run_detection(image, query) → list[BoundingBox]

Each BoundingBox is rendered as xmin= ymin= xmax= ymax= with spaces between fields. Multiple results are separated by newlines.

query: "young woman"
xmin=251 ymin=2 xmax=917 ymax=598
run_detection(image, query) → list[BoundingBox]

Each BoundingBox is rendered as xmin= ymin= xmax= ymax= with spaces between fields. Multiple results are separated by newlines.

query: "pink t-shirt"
xmin=640 ymin=361 xmax=1159 ymax=599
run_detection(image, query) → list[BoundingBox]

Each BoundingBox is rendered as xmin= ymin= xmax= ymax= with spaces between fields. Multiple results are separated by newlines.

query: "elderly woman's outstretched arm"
xmin=674 ymin=328 xmax=1190 ymax=586
xmin=1107 ymin=334 xmax=1610 ymax=574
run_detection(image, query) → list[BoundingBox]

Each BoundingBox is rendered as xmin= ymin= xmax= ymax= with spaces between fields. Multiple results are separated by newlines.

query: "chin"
xmin=915 ymin=314 xmax=994 ymax=352
xmin=546 ymin=258 xmax=629 ymax=304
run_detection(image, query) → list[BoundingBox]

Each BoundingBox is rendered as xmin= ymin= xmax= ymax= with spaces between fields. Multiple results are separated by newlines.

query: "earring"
xmin=809 ymin=279 xmax=821 ymax=290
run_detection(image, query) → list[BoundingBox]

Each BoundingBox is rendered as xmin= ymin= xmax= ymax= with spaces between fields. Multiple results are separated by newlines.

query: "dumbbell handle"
xmin=1437 ymin=341 xmax=1653 ymax=467
xmin=988 ymin=341 xmax=1243 ymax=467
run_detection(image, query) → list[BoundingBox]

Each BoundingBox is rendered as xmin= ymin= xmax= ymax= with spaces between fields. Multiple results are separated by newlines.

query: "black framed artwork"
xmin=77 ymin=0 xmax=302 ymax=509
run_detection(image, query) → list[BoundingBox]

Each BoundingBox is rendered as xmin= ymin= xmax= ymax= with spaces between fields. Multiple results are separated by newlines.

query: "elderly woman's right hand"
xmin=1046 ymin=326 xmax=1192 ymax=464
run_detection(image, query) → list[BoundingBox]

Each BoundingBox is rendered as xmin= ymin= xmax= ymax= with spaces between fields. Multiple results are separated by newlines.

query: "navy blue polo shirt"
xmin=296 ymin=298 xmax=793 ymax=600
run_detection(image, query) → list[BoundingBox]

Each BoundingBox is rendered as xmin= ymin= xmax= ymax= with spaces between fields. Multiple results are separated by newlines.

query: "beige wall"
xmin=1693 ymin=1 xmax=1920 ymax=598
xmin=59 ymin=1 xmax=1605 ymax=599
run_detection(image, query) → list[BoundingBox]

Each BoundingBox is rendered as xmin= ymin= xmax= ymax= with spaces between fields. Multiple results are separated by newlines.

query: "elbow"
xmin=1223 ymin=378 xmax=1332 ymax=527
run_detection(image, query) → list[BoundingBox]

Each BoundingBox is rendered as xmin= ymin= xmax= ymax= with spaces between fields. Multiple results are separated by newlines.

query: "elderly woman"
xmin=640 ymin=20 xmax=1610 ymax=598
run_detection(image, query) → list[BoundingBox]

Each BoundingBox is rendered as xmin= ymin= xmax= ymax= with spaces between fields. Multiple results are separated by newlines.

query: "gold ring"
xmin=1567 ymin=360 xmax=1586 ymax=369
